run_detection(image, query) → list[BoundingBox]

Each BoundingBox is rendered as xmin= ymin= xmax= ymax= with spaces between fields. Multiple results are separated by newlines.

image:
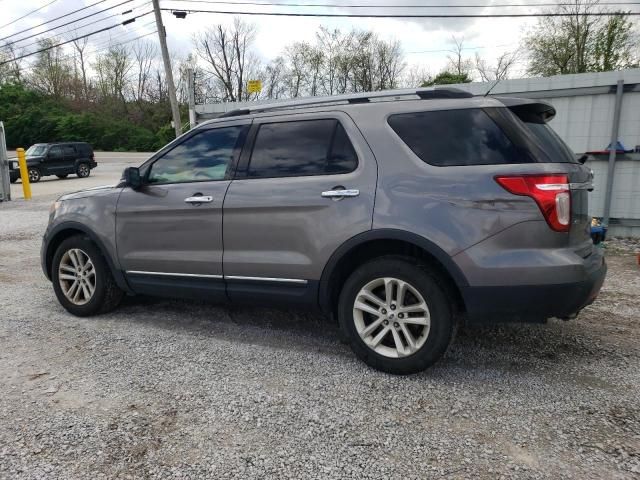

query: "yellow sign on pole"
xmin=16 ymin=147 xmax=31 ymax=200
xmin=247 ymin=80 xmax=262 ymax=94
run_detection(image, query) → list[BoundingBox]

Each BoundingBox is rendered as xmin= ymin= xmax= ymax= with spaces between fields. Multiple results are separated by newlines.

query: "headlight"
xmin=49 ymin=201 xmax=61 ymax=215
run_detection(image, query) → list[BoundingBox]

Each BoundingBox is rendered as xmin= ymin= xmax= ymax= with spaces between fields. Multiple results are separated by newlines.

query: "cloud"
xmin=2 ymin=0 xmax=536 ymax=75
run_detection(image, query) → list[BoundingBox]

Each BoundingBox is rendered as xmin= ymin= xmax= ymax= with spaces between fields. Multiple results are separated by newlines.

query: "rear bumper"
xmin=460 ymin=253 xmax=607 ymax=323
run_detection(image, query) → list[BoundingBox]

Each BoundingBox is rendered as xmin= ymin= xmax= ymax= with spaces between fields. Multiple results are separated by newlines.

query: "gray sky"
xmin=3 ymin=0 xmax=628 ymax=78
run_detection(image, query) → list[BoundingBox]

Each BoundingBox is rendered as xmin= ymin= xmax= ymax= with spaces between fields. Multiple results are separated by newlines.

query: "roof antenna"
xmin=484 ymin=77 xmax=501 ymax=97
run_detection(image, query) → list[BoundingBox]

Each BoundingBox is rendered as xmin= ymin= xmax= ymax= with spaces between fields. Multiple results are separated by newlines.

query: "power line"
xmin=0 ymin=10 xmax=153 ymax=66
xmin=163 ymin=7 xmax=640 ymax=17
xmin=0 ymin=0 xmax=58 ymax=31
xmin=0 ymin=0 xmax=111 ymax=42
xmin=3 ymin=0 xmax=140 ymax=48
xmin=13 ymin=1 xmax=151 ymax=53
xmin=52 ymin=28 xmax=157 ymax=63
xmin=167 ymin=0 xmax=640 ymax=7
xmin=15 ymin=12 xmax=123 ymax=52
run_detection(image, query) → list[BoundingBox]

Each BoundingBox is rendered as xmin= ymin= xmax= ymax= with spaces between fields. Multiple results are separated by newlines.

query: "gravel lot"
xmin=1 ymin=192 xmax=639 ymax=479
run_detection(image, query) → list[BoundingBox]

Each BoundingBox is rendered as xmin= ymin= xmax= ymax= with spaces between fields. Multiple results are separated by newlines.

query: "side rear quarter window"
xmin=248 ymin=119 xmax=358 ymax=178
xmin=387 ymin=108 xmax=528 ymax=166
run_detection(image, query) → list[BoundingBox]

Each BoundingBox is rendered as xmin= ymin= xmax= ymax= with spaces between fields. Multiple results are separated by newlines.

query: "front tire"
xmin=52 ymin=236 xmax=124 ymax=316
xmin=338 ymin=256 xmax=454 ymax=374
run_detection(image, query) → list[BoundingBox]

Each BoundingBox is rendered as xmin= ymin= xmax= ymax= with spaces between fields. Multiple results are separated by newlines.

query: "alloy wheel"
xmin=58 ymin=248 xmax=96 ymax=305
xmin=353 ymin=277 xmax=431 ymax=358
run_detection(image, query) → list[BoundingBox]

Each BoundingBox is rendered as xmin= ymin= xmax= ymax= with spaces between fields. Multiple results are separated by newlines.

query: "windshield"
xmin=26 ymin=145 xmax=47 ymax=157
xmin=524 ymin=122 xmax=578 ymax=163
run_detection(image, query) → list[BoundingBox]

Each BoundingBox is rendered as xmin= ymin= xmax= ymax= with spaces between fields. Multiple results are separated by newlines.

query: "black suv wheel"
xmin=338 ymin=256 xmax=454 ymax=374
xmin=28 ymin=167 xmax=41 ymax=183
xmin=52 ymin=235 xmax=124 ymax=316
xmin=76 ymin=163 xmax=90 ymax=178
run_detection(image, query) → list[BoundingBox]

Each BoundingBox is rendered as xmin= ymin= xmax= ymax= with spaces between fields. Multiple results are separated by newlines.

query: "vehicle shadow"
xmin=106 ymin=295 xmax=608 ymax=376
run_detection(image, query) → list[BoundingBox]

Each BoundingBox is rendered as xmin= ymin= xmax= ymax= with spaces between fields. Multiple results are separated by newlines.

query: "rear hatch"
xmin=498 ymin=99 xmax=594 ymax=254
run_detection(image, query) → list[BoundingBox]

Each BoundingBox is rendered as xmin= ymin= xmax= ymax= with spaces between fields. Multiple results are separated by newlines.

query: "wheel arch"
xmin=318 ymin=229 xmax=468 ymax=319
xmin=43 ymin=222 xmax=132 ymax=293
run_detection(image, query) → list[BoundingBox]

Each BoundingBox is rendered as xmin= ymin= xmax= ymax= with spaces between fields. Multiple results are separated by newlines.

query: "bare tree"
xmin=132 ymin=39 xmax=157 ymax=102
xmin=402 ymin=65 xmax=432 ymax=88
xmin=194 ymin=17 xmax=258 ymax=102
xmin=446 ymin=36 xmax=474 ymax=77
xmin=30 ymin=38 xmax=71 ymax=97
xmin=263 ymin=56 xmax=287 ymax=99
xmin=475 ymin=49 xmax=521 ymax=82
xmin=71 ymin=35 xmax=90 ymax=100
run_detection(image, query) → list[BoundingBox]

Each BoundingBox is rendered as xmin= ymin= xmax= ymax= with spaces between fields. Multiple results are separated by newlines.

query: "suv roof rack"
xmin=212 ymin=87 xmax=473 ymax=120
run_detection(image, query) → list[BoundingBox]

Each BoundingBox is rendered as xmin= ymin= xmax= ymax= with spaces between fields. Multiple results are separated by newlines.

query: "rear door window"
xmin=248 ymin=119 xmax=358 ymax=178
xmin=48 ymin=146 xmax=63 ymax=160
xmin=388 ymin=108 xmax=527 ymax=166
xmin=62 ymin=145 xmax=76 ymax=158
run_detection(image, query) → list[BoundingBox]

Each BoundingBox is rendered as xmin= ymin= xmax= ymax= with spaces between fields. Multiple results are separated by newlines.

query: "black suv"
xmin=10 ymin=142 xmax=96 ymax=183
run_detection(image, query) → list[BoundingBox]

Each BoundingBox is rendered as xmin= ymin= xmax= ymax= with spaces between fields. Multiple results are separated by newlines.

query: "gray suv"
xmin=41 ymin=88 xmax=606 ymax=374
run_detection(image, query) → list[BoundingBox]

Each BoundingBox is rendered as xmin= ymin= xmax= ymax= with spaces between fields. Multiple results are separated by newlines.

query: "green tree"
xmin=593 ymin=13 xmax=638 ymax=72
xmin=524 ymin=1 xmax=638 ymax=76
xmin=421 ymin=71 xmax=472 ymax=86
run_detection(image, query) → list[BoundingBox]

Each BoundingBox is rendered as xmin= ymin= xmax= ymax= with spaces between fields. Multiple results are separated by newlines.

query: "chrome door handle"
xmin=321 ymin=189 xmax=360 ymax=198
xmin=184 ymin=196 xmax=213 ymax=204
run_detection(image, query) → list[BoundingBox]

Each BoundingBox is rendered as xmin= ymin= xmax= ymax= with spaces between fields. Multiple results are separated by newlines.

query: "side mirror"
xmin=123 ymin=167 xmax=142 ymax=190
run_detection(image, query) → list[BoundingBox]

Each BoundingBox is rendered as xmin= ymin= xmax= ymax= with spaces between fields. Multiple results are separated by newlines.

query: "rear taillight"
xmin=495 ymin=174 xmax=571 ymax=232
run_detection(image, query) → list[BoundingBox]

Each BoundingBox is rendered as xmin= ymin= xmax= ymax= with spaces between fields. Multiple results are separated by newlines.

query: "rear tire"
xmin=76 ymin=163 xmax=90 ymax=178
xmin=51 ymin=235 xmax=124 ymax=317
xmin=338 ymin=256 xmax=454 ymax=374
xmin=28 ymin=167 xmax=41 ymax=183
xmin=56 ymin=174 xmax=68 ymax=179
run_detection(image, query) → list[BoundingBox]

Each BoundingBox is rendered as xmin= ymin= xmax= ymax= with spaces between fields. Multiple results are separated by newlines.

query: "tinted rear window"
xmin=248 ymin=119 xmax=357 ymax=178
xmin=522 ymin=121 xmax=577 ymax=163
xmin=388 ymin=108 xmax=526 ymax=166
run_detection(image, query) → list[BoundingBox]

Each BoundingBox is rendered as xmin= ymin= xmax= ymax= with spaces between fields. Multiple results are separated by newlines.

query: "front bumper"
xmin=460 ymin=253 xmax=607 ymax=323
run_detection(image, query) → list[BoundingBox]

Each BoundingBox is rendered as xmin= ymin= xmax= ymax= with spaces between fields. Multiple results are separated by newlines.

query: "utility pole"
xmin=187 ymin=68 xmax=196 ymax=129
xmin=152 ymin=0 xmax=182 ymax=138
xmin=0 ymin=122 xmax=11 ymax=202
xmin=602 ymin=79 xmax=624 ymax=228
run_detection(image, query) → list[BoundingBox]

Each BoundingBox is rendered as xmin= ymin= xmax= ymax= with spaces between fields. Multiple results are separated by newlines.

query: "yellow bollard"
xmin=16 ymin=147 xmax=31 ymax=200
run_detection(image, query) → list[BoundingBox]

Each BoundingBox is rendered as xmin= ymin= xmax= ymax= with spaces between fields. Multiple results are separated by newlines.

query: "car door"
xmin=116 ymin=121 xmax=250 ymax=299
xmin=45 ymin=145 xmax=65 ymax=174
xmin=222 ymin=111 xmax=377 ymax=304
xmin=62 ymin=145 xmax=77 ymax=174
